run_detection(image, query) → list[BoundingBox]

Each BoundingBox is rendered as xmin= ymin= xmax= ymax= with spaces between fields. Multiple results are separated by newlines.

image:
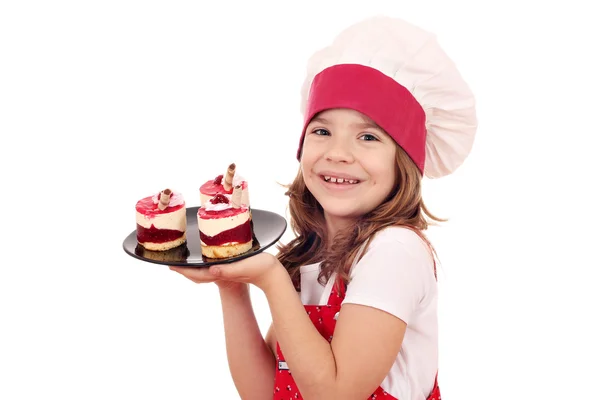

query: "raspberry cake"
xmin=199 ymin=163 xmax=250 ymax=207
xmin=197 ymin=186 xmax=253 ymax=259
xmin=135 ymin=189 xmax=187 ymax=251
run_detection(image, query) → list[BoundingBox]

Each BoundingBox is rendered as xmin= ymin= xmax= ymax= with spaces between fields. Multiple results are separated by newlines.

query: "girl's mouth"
xmin=321 ymin=175 xmax=361 ymax=185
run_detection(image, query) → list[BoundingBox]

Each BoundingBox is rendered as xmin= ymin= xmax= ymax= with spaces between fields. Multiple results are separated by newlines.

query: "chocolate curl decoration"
xmin=223 ymin=163 xmax=236 ymax=191
xmin=231 ymin=185 xmax=242 ymax=208
xmin=158 ymin=188 xmax=172 ymax=210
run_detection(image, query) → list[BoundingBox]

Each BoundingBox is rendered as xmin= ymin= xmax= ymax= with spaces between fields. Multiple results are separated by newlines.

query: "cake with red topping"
xmin=199 ymin=163 xmax=250 ymax=207
xmin=197 ymin=187 xmax=253 ymax=259
xmin=135 ymin=189 xmax=187 ymax=251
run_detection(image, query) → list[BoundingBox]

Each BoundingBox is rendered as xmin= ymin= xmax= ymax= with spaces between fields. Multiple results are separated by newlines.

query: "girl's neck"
xmin=324 ymin=213 xmax=355 ymax=248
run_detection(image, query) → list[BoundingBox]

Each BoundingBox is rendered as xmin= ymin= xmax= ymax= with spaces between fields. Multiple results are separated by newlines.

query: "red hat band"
xmin=297 ymin=63 xmax=427 ymax=174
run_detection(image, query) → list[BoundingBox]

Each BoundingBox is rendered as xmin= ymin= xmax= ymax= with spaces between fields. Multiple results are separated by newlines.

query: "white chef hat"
xmin=296 ymin=16 xmax=478 ymax=179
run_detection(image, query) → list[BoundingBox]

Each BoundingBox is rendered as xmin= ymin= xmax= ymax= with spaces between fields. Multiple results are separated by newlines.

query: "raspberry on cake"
xmin=197 ymin=186 xmax=253 ymax=259
xmin=135 ymin=188 xmax=187 ymax=251
xmin=199 ymin=163 xmax=250 ymax=207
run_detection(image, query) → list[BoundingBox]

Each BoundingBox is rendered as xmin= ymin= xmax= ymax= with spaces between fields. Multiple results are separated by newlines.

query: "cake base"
xmin=201 ymin=241 xmax=252 ymax=259
xmin=138 ymin=234 xmax=186 ymax=251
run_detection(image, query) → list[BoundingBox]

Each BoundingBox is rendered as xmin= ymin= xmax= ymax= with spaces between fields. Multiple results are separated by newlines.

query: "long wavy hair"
xmin=276 ymin=144 xmax=445 ymax=291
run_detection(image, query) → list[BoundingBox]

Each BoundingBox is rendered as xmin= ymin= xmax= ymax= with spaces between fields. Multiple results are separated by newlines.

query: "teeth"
xmin=322 ymin=176 xmax=359 ymax=184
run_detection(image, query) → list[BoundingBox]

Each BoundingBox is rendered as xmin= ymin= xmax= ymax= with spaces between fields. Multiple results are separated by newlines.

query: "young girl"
xmin=170 ymin=16 xmax=477 ymax=400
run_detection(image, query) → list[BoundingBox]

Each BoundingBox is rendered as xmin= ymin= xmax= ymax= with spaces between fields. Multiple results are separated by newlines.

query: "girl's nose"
xmin=324 ymin=137 xmax=354 ymax=163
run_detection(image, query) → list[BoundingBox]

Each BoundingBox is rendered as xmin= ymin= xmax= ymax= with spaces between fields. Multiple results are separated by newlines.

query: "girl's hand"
xmin=169 ymin=252 xmax=284 ymax=292
xmin=167 ymin=264 xmax=246 ymax=292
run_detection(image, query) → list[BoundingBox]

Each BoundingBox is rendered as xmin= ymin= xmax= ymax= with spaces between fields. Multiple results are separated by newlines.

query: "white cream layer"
xmin=197 ymin=210 xmax=249 ymax=237
xmin=136 ymin=207 xmax=186 ymax=231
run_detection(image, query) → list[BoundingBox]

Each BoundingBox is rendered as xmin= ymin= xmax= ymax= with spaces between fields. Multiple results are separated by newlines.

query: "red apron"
xmin=273 ymin=278 xmax=441 ymax=400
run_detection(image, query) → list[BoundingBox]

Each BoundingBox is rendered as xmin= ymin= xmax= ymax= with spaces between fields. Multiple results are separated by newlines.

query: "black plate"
xmin=123 ymin=207 xmax=287 ymax=267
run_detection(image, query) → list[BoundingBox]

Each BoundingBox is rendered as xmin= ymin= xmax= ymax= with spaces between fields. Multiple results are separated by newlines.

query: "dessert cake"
xmin=199 ymin=163 xmax=250 ymax=207
xmin=135 ymin=188 xmax=187 ymax=251
xmin=197 ymin=186 xmax=253 ymax=259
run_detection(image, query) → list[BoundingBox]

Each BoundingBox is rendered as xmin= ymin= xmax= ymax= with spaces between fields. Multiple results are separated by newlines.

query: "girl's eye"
xmin=312 ymin=128 xmax=330 ymax=136
xmin=360 ymin=133 xmax=379 ymax=141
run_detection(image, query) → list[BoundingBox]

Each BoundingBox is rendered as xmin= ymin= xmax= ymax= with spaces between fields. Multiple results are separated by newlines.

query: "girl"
xmin=171 ymin=16 xmax=477 ymax=400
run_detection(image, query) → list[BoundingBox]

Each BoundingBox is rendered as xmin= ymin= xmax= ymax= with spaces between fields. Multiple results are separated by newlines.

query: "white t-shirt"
xmin=299 ymin=226 xmax=438 ymax=400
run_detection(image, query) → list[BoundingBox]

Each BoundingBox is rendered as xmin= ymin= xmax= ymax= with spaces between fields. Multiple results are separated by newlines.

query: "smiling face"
xmin=300 ymin=108 xmax=398 ymax=232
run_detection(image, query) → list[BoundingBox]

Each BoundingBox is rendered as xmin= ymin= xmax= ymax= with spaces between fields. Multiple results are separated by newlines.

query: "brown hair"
xmin=276 ymin=145 xmax=445 ymax=291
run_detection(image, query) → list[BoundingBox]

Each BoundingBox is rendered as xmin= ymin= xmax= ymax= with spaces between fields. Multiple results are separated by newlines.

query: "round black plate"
xmin=122 ymin=207 xmax=287 ymax=267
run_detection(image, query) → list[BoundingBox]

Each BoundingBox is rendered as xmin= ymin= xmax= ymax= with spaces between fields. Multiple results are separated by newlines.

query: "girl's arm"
xmin=218 ymin=283 xmax=276 ymax=400
xmin=172 ymin=251 xmax=409 ymax=399
xmin=263 ymin=266 xmax=406 ymax=400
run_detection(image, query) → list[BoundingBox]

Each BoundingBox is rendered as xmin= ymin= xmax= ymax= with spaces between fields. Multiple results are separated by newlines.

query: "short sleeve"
xmin=341 ymin=227 xmax=435 ymax=325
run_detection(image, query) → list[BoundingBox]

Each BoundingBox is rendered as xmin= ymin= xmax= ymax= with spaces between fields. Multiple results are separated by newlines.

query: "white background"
xmin=1 ymin=1 xmax=599 ymax=399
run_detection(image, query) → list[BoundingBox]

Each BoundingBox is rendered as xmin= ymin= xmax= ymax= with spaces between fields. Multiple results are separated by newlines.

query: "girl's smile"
xmin=317 ymin=171 xmax=363 ymax=191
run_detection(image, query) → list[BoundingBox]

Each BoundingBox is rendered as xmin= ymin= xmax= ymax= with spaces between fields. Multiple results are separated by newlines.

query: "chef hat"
xmin=296 ymin=16 xmax=478 ymax=178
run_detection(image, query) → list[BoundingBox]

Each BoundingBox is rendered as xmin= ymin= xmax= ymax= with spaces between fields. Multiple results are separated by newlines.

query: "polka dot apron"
xmin=273 ymin=277 xmax=441 ymax=399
